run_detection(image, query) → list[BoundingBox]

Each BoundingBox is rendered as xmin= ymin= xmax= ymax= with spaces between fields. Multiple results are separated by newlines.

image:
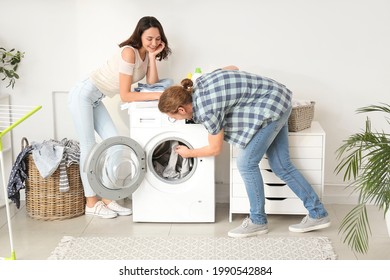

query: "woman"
xmin=68 ymin=16 xmax=172 ymax=218
xmin=158 ymin=66 xmax=330 ymax=237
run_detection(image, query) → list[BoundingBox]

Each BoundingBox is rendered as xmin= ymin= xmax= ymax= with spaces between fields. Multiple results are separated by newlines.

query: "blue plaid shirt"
xmin=192 ymin=69 xmax=292 ymax=148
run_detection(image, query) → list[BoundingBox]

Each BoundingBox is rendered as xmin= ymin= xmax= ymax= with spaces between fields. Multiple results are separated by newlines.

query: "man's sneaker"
xmin=85 ymin=201 xmax=118 ymax=219
xmin=228 ymin=217 xmax=268 ymax=238
xmin=106 ymin=201 xmax=132 ymax=216
xmin=289 ymin=215 xmax=331 ymax=233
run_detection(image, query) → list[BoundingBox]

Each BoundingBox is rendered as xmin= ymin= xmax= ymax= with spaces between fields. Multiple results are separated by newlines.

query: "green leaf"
xmin=335 ymin=103 xmax=390 ymax=254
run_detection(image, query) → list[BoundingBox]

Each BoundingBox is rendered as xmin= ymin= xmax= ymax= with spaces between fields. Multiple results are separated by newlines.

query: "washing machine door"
xmin=84 ymin=136 xmax=146 ymax=200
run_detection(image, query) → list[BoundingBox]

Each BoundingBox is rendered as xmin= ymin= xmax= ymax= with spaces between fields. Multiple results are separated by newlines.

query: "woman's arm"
xmin=146 ymin=42 xmax=165 ymax=84
xmin=119 ymin=73 xmax=161 ymax=102
xmin=175 ymin=129 xmax=224 ymax=158
xmin=119 ymin=47 xmax=161 ymax=102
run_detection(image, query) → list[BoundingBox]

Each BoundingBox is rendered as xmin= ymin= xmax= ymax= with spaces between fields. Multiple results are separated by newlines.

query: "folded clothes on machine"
xmin=134 ymin=78 xmax=173 ymax=92
xmin=120 ymin=78 xmax=174 ymax=111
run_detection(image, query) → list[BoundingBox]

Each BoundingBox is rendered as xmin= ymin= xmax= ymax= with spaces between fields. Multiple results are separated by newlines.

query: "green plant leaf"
xmin=335 ymin=103 xmax=390 ymax=254
xmin=0 ymin=47 xmax=24 ymax=88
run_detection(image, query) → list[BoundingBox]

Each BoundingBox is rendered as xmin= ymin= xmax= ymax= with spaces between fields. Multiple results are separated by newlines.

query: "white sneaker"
xmin=85 ymin=201 xmax=118 ymax=219
xmin=106 ymin=201 xmax=132 ymax=216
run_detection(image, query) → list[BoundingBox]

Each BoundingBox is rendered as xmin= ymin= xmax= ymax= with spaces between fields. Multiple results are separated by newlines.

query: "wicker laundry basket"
xmin=23 ymin=138 xmax=85 ymax=221
xmin=288 ymin=101 xmax=315 ymax=132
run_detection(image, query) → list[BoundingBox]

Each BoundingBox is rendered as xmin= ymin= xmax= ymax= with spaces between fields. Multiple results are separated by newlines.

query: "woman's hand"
xmin=149 ymin=42 xmax=165 ymax=59
xmin=175 ymin=145 xmax=192 ymax=158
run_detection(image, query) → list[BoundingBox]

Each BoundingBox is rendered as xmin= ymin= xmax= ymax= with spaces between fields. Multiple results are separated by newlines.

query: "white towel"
xmin=292 ymin=100 xmax=312 ymax=108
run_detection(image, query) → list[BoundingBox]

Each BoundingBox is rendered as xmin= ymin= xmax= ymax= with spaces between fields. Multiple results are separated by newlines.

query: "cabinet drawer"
xmin=288 ymin=135 xmax=323 ymax=147
xmin=261 ymin=169 xmax=322 ymax=185
xmin=232 ymin=158 xmax=322 ymax=170
xmin=232 ymin=182 xmax=296 ymax=198
xmin=265 ymin=198 xmax=307 ymax=214
xmin=232 ymin=181 xmax=322 ymax=198
xmin=230 ymin=197 xmax=307 ymax=215
xmin=232 ymin=146 xmax=323 ymax=159
xmin=261 ymin=158 xmax=322 ymax=170
xmin=232 ymin=169 xmax=322 ymax=185
xmin=289 ymin=147 xmax=323 ymax=159
xmin=231 ymin=136 xmax=323 ymax=158
xmin=231 ymin=178 xmax=322 ymax=198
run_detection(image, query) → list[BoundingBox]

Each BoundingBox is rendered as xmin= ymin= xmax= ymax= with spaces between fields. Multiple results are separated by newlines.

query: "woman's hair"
xmin=119 ymin=16 xmax=171 ymax=61
xmin=158 ymin=78 xmax=194 ymax=113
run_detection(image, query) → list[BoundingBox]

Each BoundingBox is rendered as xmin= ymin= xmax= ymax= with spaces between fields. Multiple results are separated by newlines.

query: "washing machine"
xmin=84 ymin=101 xmax=215 ymax=223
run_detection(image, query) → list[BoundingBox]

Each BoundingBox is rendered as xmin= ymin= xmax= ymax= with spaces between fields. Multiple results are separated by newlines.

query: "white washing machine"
xmin=84 ymin=101 xmax=215 ymax=223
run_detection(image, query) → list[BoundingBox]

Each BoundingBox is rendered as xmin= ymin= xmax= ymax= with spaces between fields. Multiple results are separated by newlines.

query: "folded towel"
xmin=292 ymin=100 xmax=312 ymax=108
xmin=134 ymin=78 xmax=173 ymax=92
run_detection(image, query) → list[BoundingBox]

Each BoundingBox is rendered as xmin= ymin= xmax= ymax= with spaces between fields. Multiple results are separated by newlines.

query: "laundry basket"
xmin=23 ymin=138 xmax=85 ymax=220
xmin=288 ymin=101 xmax=315 ymax=132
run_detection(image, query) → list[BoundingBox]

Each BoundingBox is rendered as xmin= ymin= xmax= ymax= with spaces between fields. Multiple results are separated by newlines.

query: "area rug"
xmin=48 ymin=236 xmax=337 ymax=260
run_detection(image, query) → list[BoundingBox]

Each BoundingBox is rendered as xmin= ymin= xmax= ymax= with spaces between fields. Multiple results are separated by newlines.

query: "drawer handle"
xmin=265 ymin=183 xmax=286 ymax=187
xmin=140 ymin=118 xmax=157 ymax=123
xmin=266 ymin=197 xmax=287 ymax=201
xmin=264 ymin=169 xmax=273 ymax=173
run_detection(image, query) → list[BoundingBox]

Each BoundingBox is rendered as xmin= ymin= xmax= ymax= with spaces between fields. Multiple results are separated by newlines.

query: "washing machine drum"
xmin=84 ymin=136 xmax=146 ymax=200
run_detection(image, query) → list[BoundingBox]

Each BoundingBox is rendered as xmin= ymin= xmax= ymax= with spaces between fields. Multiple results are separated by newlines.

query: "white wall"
xmin=1 ymin=0 xmax=389 ymax=203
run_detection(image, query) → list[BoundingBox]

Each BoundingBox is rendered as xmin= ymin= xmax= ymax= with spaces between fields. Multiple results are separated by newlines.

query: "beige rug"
xmin=48 ymin=236 xmax=337 ymax=260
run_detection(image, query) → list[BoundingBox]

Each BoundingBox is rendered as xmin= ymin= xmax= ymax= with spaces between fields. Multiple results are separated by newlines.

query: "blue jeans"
xmin=68 ymin=78 xmax=118 ymax=197
xmin=236 ymin=106 xmax=328 ymax=225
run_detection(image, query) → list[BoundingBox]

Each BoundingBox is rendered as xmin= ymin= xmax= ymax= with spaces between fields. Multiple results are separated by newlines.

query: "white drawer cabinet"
xmin=229 ymin=121 xmax=325 ymax=222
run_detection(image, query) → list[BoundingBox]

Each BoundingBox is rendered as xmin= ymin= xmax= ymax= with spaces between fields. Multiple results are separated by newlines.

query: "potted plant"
xmin=0 ymin=47 xmax=24 ymax=89
xmin=335 ymin=103 xmax=390 ymax=254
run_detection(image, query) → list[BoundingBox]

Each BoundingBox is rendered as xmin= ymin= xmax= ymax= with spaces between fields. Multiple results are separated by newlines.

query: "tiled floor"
xmin=1 ymin=200 xmax=389 ymax=260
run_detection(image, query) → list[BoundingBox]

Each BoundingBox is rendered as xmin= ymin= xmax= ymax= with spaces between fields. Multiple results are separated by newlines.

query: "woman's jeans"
xmin=68 ymin=78 xmax=118 ymax=197
xmin=236 ymin=106 xmax=328 ymax=225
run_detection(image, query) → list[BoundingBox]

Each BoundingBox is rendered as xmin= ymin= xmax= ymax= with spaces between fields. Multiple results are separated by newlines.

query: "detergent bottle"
xmin=191 ymin=67 xmax=202 ymax=83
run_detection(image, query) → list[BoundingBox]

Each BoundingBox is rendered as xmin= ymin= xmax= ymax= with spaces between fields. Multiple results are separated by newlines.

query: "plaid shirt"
xmin=192 ymin=69 xmax=292 ymax=148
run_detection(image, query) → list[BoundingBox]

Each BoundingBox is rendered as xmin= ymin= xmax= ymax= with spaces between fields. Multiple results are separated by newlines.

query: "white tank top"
xmin=90 ymin=46 xmax=149 ymax=97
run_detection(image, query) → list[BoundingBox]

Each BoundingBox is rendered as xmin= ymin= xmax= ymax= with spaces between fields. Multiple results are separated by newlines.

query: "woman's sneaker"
xmin=85 ymin=201 xmax=117 ymax=219
xmin=289 ymin=215 xmax=331 ymax=233
xmin=106 ymin=201 xmax=132 ymax=216
xmin=228 ymin=217 xmax=268 ymax=238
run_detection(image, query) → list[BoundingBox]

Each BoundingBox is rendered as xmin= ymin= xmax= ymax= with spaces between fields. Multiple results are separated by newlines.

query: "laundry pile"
xmin=7 ymin=138 xmax=80 ymax=208
xmin=152 ymin=140 xmax=192 ymax=180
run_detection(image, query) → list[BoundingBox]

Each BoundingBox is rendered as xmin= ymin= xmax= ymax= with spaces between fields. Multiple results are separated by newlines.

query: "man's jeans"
xmin=236 ymin=106 xmax=328 ymax=225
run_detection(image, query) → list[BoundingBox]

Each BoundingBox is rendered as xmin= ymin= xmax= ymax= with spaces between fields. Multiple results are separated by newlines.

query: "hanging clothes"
xmin=7 ymin=145 xmax=33 ymax=209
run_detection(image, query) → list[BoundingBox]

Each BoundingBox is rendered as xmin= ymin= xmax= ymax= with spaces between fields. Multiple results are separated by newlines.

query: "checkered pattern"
xmin=192 ymin=69 xmax=292 ymax=148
